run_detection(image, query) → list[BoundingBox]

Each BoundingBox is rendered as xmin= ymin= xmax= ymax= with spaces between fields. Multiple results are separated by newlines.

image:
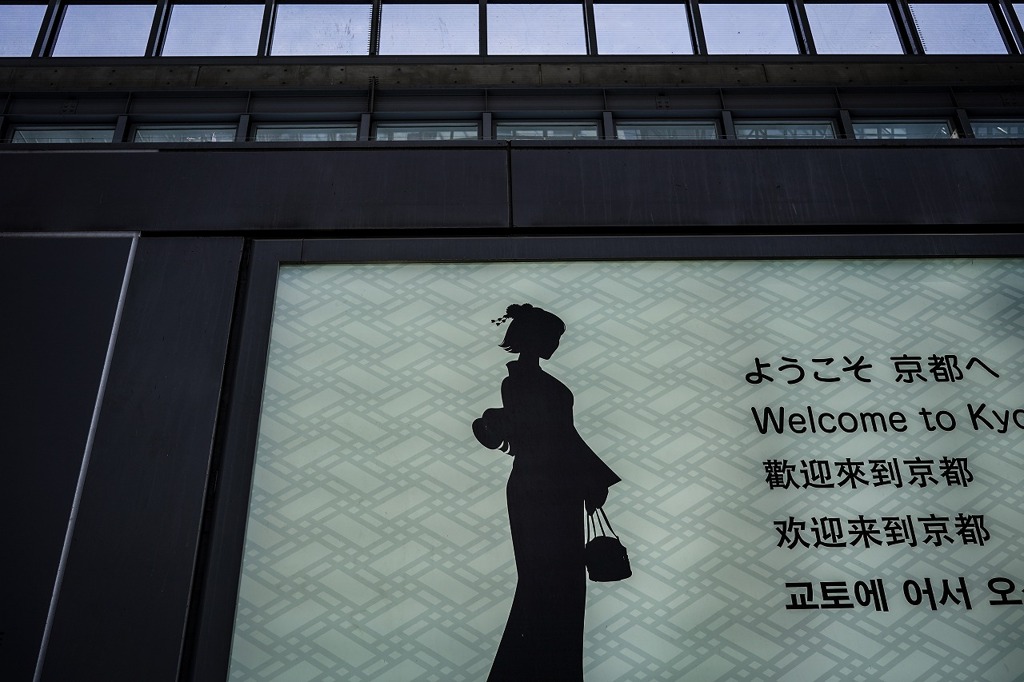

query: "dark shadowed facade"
xmin=3 ymin=2 xmax=1024 ymax=680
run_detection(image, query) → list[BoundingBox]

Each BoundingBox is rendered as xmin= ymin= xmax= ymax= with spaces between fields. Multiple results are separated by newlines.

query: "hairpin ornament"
xmin=491 ymin=314 xmax=510 ymax=327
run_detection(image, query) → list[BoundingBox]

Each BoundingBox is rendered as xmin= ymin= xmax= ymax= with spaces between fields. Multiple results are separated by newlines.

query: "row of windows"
xmin=1 ymin=0 xmax=1023 ymax=57
xmin=5 ymin=118 xmax=1024 ymax=143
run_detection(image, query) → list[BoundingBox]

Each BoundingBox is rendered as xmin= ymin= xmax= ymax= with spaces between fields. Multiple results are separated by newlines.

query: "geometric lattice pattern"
xmin=230 ymin=259 xmax=1024 ymax=681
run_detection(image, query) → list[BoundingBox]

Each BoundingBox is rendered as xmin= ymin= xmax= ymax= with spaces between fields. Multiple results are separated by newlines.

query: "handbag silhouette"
xmin=585 ymin=508 xmax=632 ymax=582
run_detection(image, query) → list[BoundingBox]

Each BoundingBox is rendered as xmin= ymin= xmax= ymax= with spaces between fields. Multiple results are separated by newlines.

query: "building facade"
xmin=3 ymin=2 xmax=1024 ymax=680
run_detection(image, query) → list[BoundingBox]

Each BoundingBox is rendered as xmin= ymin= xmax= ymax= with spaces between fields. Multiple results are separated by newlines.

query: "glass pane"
xmin=53 ymin=5 xmax=155 ymax=57
xmin=0 ymin=4 xmax=46 ymax=56
xmin=615 ymin=121 xmax=718 ymax=140
xmin=700 ymin=3 xmax=799 ymax=54
xmin=971 ymin=120 xmax=1024 ymax=138
xmin=134 ymin=126 xmax=237 ymax=142
xmin=374 ymin=124 xmax=479 ymax=141
xmin=227 ymin=258 xmax=1024 ymax=682
xmin=161 ymin=4 xmax=263 ymax=56
xmin=271 ymin=4 xmax=371 ymax=55
xmin=909 ymin=3 xmax=1006 ymax=53
xmin=594 ymin=3 xmax=693 ymax=55
xmin=805 ymin=3 xmax=903 ymax=54
xmin=11 ymin=126 xmax=115 ymax=143
xmin=487 ymin=3 xmax=586 ymax=55
xmin=734 ymin=121 xmax=836 ymax=139
xmin=852 ymin=120 xmax=954 ymax=139
xmin=496 ymin=122 xmax=599 ymax=140
xmin=255 ymin=124 xmax=359 ymax=141
xmin=380 ymin=3 xmax=478 ymax=55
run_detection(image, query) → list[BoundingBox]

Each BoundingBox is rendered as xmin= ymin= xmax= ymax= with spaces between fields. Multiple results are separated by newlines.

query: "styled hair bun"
xmin=492 ymin=303 xmax=534 ymax=327
xmin=506 ymin=303 xmax=533 ymax=318
xmin=496 ymin=304 xmax=566 ymax=353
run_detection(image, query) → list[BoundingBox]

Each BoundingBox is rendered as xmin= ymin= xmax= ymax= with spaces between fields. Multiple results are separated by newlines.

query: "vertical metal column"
xmin=688 ymin=0 xmax=708 ymax=55
xmin=993 ymin=0 xmax=1024 ymax=53
xmin=257 ymin=0 xmax=276 ymax=56
xmin=480 ymin=0 xmax=489 ymax=55
xmin=584 ymin=0 xmax=599 ymax=55
xmin=33 ymin=0 xmax=62 ymax=57
xmin=892 ymin=0 xmax=924 ymax=54
xmin=145 ymin=0 xmax=171 ymax=56
xmin=790 ymin=0 xmax=817 ymax=54
xmin=370 ymin=0 xmax=382 ymax=55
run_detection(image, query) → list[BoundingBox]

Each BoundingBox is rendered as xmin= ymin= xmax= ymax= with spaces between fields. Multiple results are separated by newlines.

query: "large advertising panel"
xmin=229 ymin=258 xmax=1024 ymax=681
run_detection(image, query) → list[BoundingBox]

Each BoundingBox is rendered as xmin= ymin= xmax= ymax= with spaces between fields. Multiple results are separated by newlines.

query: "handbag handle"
xmin=587 ymin=507 xmax=620 ymax=542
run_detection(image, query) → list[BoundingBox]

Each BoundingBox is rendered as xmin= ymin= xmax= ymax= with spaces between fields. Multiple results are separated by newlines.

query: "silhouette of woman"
xmin=474 ymin=304 xmax=621 ymax=682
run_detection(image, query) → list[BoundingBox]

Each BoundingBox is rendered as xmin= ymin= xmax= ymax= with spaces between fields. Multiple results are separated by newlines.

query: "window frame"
xmin=49 ymin=2 xmax=157 ymax=57
xmin=252 ymin=121 xmax=361 ymax=142
xmin=268 ymin=1 xmax=373 ymax=56
xmin=613 ymin=119 xmax=721 ymax=140
xmin=377 ymin=0 xmax=480 ymax=55
xmin=969 ymin=118 xmax=1024 ymax=137
xmin=372 ymin=121 xmax=483 ymax=141
xmin=2 ymin=0 xmax=1024 ymax=56
xmin=802 ymin=1 xmax=906 ymax=54
xmin=906 ymin=0 xmax=1012 ymax=54
xmin=696 ymin=0 xmax=804 ymax=54
xmin=732 ymin=118 xmax=838 ymax=139
xmin=131 ymin=123 xmax=240 ymax=143
xmin=485 ymin=1 xmax=589 ymax=55
xmin=157 ymin=0 xmax=266 ymax=57
xmin=495 ymin=120 xmax=603 ymax=140
xmin=8 ymin=122 xmax=117 ymax=142
xmin=850 ymin=118 xmax=958 ymax=139
xmin=0 ymin=2 xmax=49 ymax=57
xmin=185 ymin=234 xmax=1024 ymax=682
xmin=591 ymin=0 xmax=696 ymax=55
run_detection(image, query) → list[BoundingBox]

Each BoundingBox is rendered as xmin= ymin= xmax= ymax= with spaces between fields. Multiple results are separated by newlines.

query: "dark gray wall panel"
xmin=186 ymin=241 xmax=303 ymax=682
xmin=0 ymin=147 xmax=510 ymax=232
xmin=3 ymin=143 xmax=1024 ymax=232
xmin=0 ymin=236 xmax=132 ymax=682
xmin=510 ymin=145 xmax=1024 ymax=227
xmin=39 ymin=237 xmax=243 ymax=682
xmin=3 ymin=60 xmax=1024 ymax=91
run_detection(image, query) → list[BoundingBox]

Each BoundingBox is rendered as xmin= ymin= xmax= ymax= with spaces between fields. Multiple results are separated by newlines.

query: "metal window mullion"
xmin=480 ymin=0 xmax=488 ymax=56
xmin=954 ymin=108 xmax=973 ymax=138
xmin=999 ymin=0 xmax=1024 ymax=52
xmin=789 ymin=0 xmax=815 ymax=54
xmin=602 ymin=111 xmax=614 ymax=139
xmin=0 ymin=115 xmax=6 ymax=143
xmin=33 ymin=0 xmax=63 ymax=57
xmin=113 ymin=114 xmax=128 ymax=142
xmin=992 ymin=0 xmax=1023 ymax=54
xmin=145 ymin=0 xmax=171 ymax=56
xmin=238 ymin=114 xmax=252 ymax=142
xmin=482 ymin=112 xmax=493 ymax=139
xmin=839 ymin=109 xmax=855 ymax=139
xmin=721 ymin=110 xmax=735 ymax=139
xmin=584 ymin=0 xmax=598 ymax=55
xmin=257 ymin=0 xmax=276 ymax=56
xmin=688 ymin=0 xmax=707 ymax=55
xmin=892 ymin=0 xmax=924 ymax=54
xmin=369 ymin=0 xmax=382 ymax=55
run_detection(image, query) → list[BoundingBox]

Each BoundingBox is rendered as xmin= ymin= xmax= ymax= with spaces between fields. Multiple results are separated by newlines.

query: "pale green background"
xmin=231 ymin=259 xmax=1024 ymax=681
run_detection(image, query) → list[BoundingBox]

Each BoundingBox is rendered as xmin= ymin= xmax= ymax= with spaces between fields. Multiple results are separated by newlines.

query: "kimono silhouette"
xmin=474 ymin=304 xmax=621 ymax=681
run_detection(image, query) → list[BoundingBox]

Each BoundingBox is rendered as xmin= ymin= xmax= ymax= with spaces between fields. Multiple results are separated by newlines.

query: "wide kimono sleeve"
xmin=571 ymin=428 xmax=621 ymax=491
xmin=500 ymin=366 xmax=621 ymax=490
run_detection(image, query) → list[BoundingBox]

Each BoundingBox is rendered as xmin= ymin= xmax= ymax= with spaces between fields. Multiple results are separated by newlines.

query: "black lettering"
xmin=968 ymin=403 xmax=993 ymax=431
xmin=752 ymin=406 xmax=786 ymax=434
